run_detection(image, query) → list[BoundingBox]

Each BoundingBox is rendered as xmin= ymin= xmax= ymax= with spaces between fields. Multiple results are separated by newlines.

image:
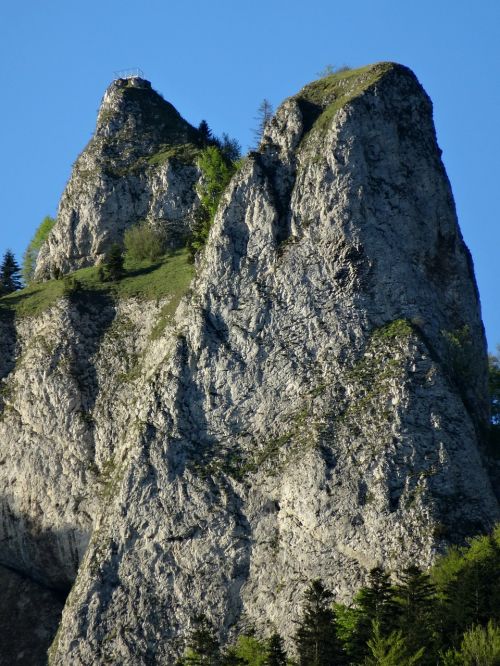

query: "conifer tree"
xmin=433 ymin=531 xmax=500 ymax=646
xmin=365 ymin=621 xmax=424 ymax=666
xmin=102 ymin=243 xmax=124 ymax=281
xmin=348 ymin=567 xmax=398 ymax=662
xmin=219 ymin=133 xmax=241 ymax=163
xmin=265 ymin=632 xmax=287 ymax=666
xmin=178 ymin=615 xmax=222 ymax=665
xmin=198 ymin=120 xmax=214 ymax=147
xmin=441 ymin=621 xmax=500 ymax=666
xmin=294 ymin=579 xmax=342 ymax=666
xmin=188 ymin=146 xmax=236 ymax=262
xmin=394 ymin=565 xmax=438 ymax=660
xmin=252 ymin=99 xmax=273 ymax=147
xmin=0 ymin=250 xmax=22 ymax=293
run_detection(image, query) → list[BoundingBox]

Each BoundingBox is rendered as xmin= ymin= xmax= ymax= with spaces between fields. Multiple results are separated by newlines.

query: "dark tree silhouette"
xmin=294 ymin=579 xmax=343 ymax=665
xmin=252 ymin=99 xmax=273 ymax=147
xmin=177 ymin=614 xmax=222 ymax=665
xmin=198 ymin=119 xmax=214 ymax=147
xmin=394 ymin=565 xmax=438 ymax=661
xmin=101 ymin=243 xmax=124 ymax=281
xmin=0 ymin=250 xmax=22 ymax=294
xmin=266 ymin=632 xmax=287 ymax=665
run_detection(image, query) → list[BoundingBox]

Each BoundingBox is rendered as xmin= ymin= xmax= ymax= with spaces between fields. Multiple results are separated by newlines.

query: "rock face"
xmin=35 ymin=77 xmax=201 ymax=279
xmin=0 ymin=565 xmax=64 ymax=666
xmin=0 ymin=63 xmax=498 ymax=663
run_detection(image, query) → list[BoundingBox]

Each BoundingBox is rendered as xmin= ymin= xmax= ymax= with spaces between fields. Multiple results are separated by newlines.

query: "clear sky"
xmin=0 ymin=0 xmax=498 ymax=349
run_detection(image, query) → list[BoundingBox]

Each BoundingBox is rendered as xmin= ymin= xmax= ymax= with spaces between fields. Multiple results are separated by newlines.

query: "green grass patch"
xmin=0 ymin=248 xmax=195 ymax=319
xmin=372 ymin=318 xmax=413 ymax=341
xmin=147 ymin=143 xmax=200 ymax=166
xmin=104 ymin=142 xmax=199 ymax=177
xmin=297 ymin=62 xmax=395 ymax=146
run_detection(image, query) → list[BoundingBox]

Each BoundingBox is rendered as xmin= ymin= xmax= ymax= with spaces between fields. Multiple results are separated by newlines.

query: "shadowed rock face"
xmin=35 ymin=77 xmax=202 ymax=279
xmin=1 ymin=63 xmax=497 ymax=663
xmin=0 ymin=565 xmax=64 ymax=666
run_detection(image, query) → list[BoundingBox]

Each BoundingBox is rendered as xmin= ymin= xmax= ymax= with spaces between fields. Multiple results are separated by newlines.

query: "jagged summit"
xmin=1 ymin=63 xmax=497 ymax=663
xmin=95 ymin=76 xmax=200 ymax=157
xmin=34 ymin=77 xmax=202 ymax=279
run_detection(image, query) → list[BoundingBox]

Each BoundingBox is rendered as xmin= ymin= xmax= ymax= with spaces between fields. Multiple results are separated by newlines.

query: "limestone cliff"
xmin=35 ymin=77 xmax=201 ymax=279
xmin=0 ymin=63 xmax=497 ymax=664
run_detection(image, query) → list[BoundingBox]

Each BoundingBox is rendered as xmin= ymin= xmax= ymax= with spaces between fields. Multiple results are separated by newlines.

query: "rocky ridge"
xmin=35 ymin=77 xmax=202 ymax=279
xmin=0 ymin=63 xmax=497 ymax=664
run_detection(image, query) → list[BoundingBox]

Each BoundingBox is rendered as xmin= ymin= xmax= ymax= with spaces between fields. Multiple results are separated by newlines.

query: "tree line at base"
xmin=176 ymin=527 xmax=500 ymax=665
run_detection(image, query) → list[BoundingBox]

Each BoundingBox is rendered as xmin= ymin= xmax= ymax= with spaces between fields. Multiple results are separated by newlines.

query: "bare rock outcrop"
xmin=0 ymin=63 xmax=497 ymax=663
xmin=49 ymin=64 xmax=497 ymax=663
xmin=35 ymin=77 xmax=201 ymax=278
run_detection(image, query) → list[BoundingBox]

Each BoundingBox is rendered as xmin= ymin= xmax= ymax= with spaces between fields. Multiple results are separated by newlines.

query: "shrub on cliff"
xmin=124 ymin=221 xmax=167 ymax=262
xmin=187 ymin=145 xmax=237 ymax=262
xmin=22 ymin=215 xmax=55 ymax=284
xmin=99 ymin=243 xmax=124 ymax=282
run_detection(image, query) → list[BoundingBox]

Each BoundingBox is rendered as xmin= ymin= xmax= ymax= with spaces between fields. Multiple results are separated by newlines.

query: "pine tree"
xmin=198 ymin=120 xmax=213 ymax=147
xmin=102 ymin=243 xmax=124 ymax=281
xmin=434 ymin=532 xmax=500 ymax=647
xmin=294 ymin=579 xmax=342 ymax=666
xmin=348 ymin=567 xmax=398 ymax=662
xmin=365 ymin=621 xmax=424 ymax=666
xmin=394 ymin=565 xmax=438 ymax=661
xmin=219 ymin=133 xmax=241 ymax=163
xmin=443 ymin=621 xmax=500 ymax=666
xmin=252 ymin=99 xmax=273 ymax=147
xmin=178 ymin=615 xmax=222 ymax=665
xmin=188 ymin=146 xmax=236 ymax=262
xmin=265 ymin=632 xmax=287 ymax=666
xmin=0 ymin=250 xmax=22 ymax=293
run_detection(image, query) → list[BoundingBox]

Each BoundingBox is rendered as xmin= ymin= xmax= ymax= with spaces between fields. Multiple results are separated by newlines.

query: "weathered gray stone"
xmin=35 ymin=77 xmax=201 ymax=278
xmin=0 ymin=63 xmax=497 ymax=664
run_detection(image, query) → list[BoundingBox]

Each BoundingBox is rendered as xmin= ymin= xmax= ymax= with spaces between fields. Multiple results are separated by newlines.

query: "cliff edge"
xmin=0 ymin=63 xmax=496 ymax=664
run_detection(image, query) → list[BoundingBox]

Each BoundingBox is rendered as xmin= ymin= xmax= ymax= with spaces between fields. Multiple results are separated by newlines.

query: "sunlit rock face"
xmin=35 ymin=76 xmax=201 ymax=279
xmin=1 ymin=63 xmax=497 ymax=664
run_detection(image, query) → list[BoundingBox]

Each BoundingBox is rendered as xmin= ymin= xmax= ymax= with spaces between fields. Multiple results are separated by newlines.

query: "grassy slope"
xmin=0 ymin=249 xmax=194 ymax=320
xmin=295 ymin=62 xmax=395 ymax=144
xmin=1 ymin=64 xmax=396 ymax=320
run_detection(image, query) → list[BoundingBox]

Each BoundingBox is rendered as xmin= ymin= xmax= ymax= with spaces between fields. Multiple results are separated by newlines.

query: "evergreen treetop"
xmin=265 ymin=632 xmax=287 ymax=666
xmin=0 ymin=250 xmax=22 ymax=294
xmin=101 ymin=243 xmax=124 ymax=282
xmin=294 ymin=579 xmax=342 ymax=666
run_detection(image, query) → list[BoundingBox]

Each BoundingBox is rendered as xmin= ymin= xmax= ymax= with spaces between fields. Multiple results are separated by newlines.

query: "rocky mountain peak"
xmin=1 ymin=63 xmax=498 ymax=663
xmin=34 ymin=78 xmax=202 ymax=279
xmin=95 ymin=76 xmax=200 ymax=158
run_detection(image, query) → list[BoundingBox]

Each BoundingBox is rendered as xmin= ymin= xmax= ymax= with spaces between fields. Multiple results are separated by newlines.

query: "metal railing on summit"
xmin=113 ymin=68 xmax=145 ymax=80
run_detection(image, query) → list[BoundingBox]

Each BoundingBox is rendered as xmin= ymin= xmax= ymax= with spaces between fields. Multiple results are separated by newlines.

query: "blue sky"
xmin=0 ymin=0 xmax=498 ymax=349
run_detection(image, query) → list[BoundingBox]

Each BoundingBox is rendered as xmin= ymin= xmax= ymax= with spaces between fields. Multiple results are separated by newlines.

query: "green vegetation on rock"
xmin=176 ymin=527 xmax=500 ymax=665
xmin=0 ymin=249 xmax=194 ymax=319
xmin=147 ymin=143 xmax=200 ymax=166
xmin=22 ymin=215 xmax=56 ymax=284
xmin=296 ymin=62 xmax=395 ymax=147
xmin=124 ymin=221 xmax=166 ymax=262
xmin=187 ymin=145 xmax=238 ymax=262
